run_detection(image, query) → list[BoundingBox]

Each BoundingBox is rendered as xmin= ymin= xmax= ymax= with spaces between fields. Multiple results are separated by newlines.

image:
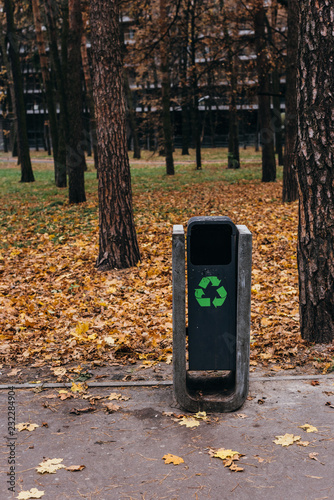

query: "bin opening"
xmin=189 ymin=224 xmax=232 ymax=266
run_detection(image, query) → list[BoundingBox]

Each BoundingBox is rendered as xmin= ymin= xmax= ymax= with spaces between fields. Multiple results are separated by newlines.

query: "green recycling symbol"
xmin=194 ymin=276 xmax=227 ymax=308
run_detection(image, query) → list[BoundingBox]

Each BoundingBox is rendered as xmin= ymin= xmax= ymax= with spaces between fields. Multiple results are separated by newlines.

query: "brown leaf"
xmin=65 ymin=465 xmax=86 ymax=472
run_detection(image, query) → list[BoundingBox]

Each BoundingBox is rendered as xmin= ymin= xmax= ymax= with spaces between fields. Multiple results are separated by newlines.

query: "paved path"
xmin=1 ymin=371 xmax=334 ymax=500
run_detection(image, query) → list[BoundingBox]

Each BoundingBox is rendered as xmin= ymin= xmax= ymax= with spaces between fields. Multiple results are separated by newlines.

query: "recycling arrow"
xmin=194 ymin=276 xmax=227 ymax=308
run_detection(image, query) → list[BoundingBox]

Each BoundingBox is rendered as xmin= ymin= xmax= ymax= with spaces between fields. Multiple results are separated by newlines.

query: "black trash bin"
xmin=187 ymin=216 xmax=237 ymax=371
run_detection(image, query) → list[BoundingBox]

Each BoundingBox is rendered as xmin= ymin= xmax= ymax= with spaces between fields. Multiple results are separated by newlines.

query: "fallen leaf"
xmin=311 ymin=380 xmax=320 ymax=386
xmin=69 ymin=406 xmax=96 ymax=415
xmin=299 ymin=424 xmax=318 ymax=433
xmin=108 ymin=392 xmax=130 ymax=401
xmin=177 ymin=416 xmax=200 ymax=428
xmin=103 ymin=402 xmax=120 ymax=413
xmin=309 ymin=452 xmax=319 ymax=461
xmin=70 ymin=382 xmax=87 ymax=393
xmin=17 ymin=488 xmax=44 ymax=499
xmin=236 ymin=413 xmax=248 ymax=419
xmin=194 ymin=411 xmax=207 ymax=420
xmin=229 ymin=462 xmax=244 ymax=472
xmin=65 ymin=464 xmax=86 ymax=471
xmin=274 ymin=434 xmax=301 ymax=447
xmin=7 ymin=368 xmax=21 ymax=377
xmin=58 ymin=390 xmax=73 ymax=400
xmin=162 ymin=454 xmax=184 ymax=465
xmin=325 ymin=401 xmax=334 ymax=408
xmin=52 ymin=367 xmax=67 ymax=377
xmin=298 ymin=441 xmax=310 ymax=447
xmin=212 ymin=449 xmax=241 ymax=460
xmin=16 ymin=423 xmax=39 ymax=432
xmin=36 ymin=458 xmax=65 ymax=474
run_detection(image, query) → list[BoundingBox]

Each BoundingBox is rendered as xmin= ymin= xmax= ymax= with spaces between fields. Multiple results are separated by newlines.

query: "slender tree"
xmin=90 ymin=0 xmax=140 ymax=269
xmin=67 ymin=0 xmax=86 ymax=203
xmin=282 ymin=0 xmax=298 ymax=202
xmin=31 ymin=0 xmax=60 ymax=183
xmin=296 ymin=1 xmax=334 ymax=342
xmin=4 ymin=0 xmax=34 ymax=182
xmin=254 ymin=0 xmax=276 ymax=182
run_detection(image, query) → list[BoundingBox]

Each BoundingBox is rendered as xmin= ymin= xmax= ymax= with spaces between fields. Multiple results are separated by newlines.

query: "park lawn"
xmin=0 ymin=149 xmax=333 ymax=373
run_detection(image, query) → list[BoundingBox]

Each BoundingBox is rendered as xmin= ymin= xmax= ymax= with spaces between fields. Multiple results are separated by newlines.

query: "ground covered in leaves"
xmin=0 ymin=149 xmax=333 ymax=375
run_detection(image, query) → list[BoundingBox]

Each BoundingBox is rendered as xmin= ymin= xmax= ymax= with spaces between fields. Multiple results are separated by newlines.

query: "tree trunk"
xmin=282 ymin=0 xmax=298 ymax=202
xmin=296 ymin=1 xmax=334 ymax=343
xmin=159 ymin=0 xmax=174 ymax=175
xmin=180 ymin=0 xmax=191 ymax=156
xmin=191 ymin=0 xmax=201 ymax=170
xmin=123 ymin=70 xmax=141 ymax=159
xmin=67 ymin=0 xmax=86 ymax=203
xmin=272 ymin=68 xmax=283 ymax=166
xmin=81 ymin=13 xmax=99 ymax=168
xmin=45 ymin=0 xmax=68 ymax=187
xmin=254 ymin=2 xmax=276 ymax=182
xmin=32 ymin=0 xmax=59 ymax=180
xmin=90 ymin=0 xmax=140 ymax=270
xmin=4 ymin=0 xmax=34 ymax=182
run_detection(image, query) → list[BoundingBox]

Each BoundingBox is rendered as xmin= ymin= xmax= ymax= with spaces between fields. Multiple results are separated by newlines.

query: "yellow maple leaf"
xmin=178 ymin=416 xmax=200 ymax=428
xmin=36 ymin=458 xmax=65 ymax=474
xmin=194 ymin=411 xmax=207 ymax=420
xmin=299 ymin=424 xmax=318 ymax=433
xmin=274 ymin=434 xmax=301 ymax=447
xmin=16 ymin=423 xmax=39 ymax=432
xmin=162 ymin=454 xmax=184 ymax=465
xmin=213 ymin=448 xmax=240 ymax=460
xmin=70 ymin=382 xmax=87 ymax=393
xmin=17 ymin=488 xmax=44 ymax=499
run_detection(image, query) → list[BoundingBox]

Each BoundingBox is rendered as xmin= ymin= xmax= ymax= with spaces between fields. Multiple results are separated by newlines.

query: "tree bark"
xmin=254 ymin=1 xmax=276 ymax=182
xmin=282 ymin=0 xmax=298 ymax=202
xmin=90 ymin=0 xmax=140 ymax=270
xmin=296 ymin=1 xmax=334 ymax=343
xmin=190 ymin=0 xmax=201 ymax=170
xmin=4 ymin=0 xmax=34 ymax=182
xmin=67 ymin=0 xmax=86 ymax=203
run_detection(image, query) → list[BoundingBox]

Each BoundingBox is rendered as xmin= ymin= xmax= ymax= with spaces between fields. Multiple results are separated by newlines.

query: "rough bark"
xmin=254 ymin=1 xmax=276 ymax=182
xmin=90 ymin=0 xmax=140 ymax=270
xmin=4 ymin=0 xmax=34 ymax=182
xmin=67 ymin=0 xmax=86 ymax=203
xmin=282 ymin=0 xmax=298 ymax=202
xmin=296 ymin=1 xmax=334 ymax=342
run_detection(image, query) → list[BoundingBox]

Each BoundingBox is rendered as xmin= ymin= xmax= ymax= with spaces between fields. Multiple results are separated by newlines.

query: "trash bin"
xmin=187 ymin=217 xmax=237 ymax=371
xmin=172 ymin=216 xmax=252 ymax=412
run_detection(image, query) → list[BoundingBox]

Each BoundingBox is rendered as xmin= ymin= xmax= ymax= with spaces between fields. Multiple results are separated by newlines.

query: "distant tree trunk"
xmin=32 ymin=0 xmax=60 ymax=180
xmin=159 ymin=0 xmax=174 ymax=175
xmin=124 ymin=71 xmax=141 ymax=159
xmin=296 ymin=1 xmax=334 ymax=343
xmin=4 ymin=0 xmax=34 ymax=182
xmin=254 ymin=2 xmax=276 ymax=182
xmin=81 ymin=13 xmax=99 ymax=168
xmin=90 ymin=0 xmax=140 ymax=270
xmin=272 ymin=68 xmax=283 ymax=165
xmin=190 ymin=0 xmax=201 ymax=170
xmin=67 ymin=0 xmax=86 ymax=203
xmin=180 ymin=0 xmax=190 ymax=156
xmin=45 ymin=0 xmax=68 ymax=187
xmin=282 ymin=0 xmax=298 ymax=202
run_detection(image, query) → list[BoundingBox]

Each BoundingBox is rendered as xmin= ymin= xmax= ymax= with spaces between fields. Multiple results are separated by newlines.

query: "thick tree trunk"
xmin=4 ymin=0 xmax=34 ymax=182
xmin=254 ymin=2 xmax=276 ymax=182
xmin=90 ymin=0 xmax=140 ymax=270
xmin=296 ymin=1 xmax=334 ymax=343
xmin=159 ymin=0 xmax=174 ymax=175
xmin=67 ymin=0 xmax=86 ymax=203
xmin=282 ymin=0 xmax=298 ymax=202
